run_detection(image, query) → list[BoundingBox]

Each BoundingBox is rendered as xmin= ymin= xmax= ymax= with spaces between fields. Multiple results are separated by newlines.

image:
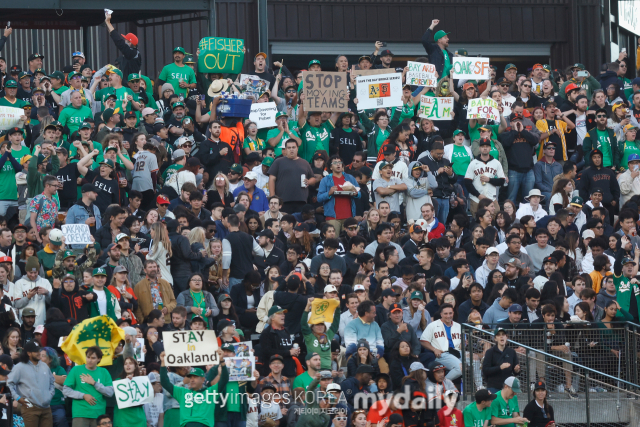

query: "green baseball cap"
xmin=571 ymin=63 xmax=586 ymax=70
xmin=4 ymin=80 xmax=17 ymax=88
xmin=128 ymin=73 xmax=141 ymax=81
xmin=275 ymin=111 xmax=288 ymax=120
xmin=18 ymin=72 xmax=30 ymax=80
xmin=262 ymin=157 xmax=274 ymax=167
xmin=410 ymin=291 xmax=423 ymax=301
xmin=173 ymin=47 xmax=186 ymax=54
xmin=221 ymin=343 xmax=235 ymax=352
xmin=92 ymin=267 xmax=107 ymax=277
xmin=62 ymin=250 xmax=76 ymax=260
xmin=23 ymin=101 xmax=34 ymax=108
xmin=184 ymin=55 xmax=195 ymax=64
xmin=49 ymin=71 xmax=64 ymax=80
xmin=186 ymin=367 xmax=205 ymax=378
xmin=172 ymin=101 xmax=185 ymax=110
xmin=51 ymin=120 xmax=63 ymax=129
xmin=230 ymin=163 xmax=243 ymax=174
xmin=434 ymin=30 xmax=450 ymax=41
xmin=104 ymin=146 xmax=117 ymax=154
xmin=504 ymin=376 xmax=521 ymax=393
xmin=67 ymin=71 xmax=81 ymax=80
xmin=504 ymin=63 xmax=517 ymax=72
xmin=308 ymin=59 xmax=321 ymax=67
xmin=268 ymin=305 xmax=287 ymax=316
xmin=455 ymin=48 xmax=468 ymax=56
xmin=569 ymin=196 xmax=583 ymax=208
xmin=379 ymin=160 xmax=393 ymax=170
xmin=543 ymin=64 xmax=551 ymax=72
xmin=34 ymin=68 xmax=46 ymax=75
xmin=79 ymin=122 xmax=91 ymax=130
xmin=107 ymin=68 xmax=123 ymax=79
xmin=453 ymin=129 xmax=467 ymax=137
xmin=99 ymin=159 xmax=115 ymax=169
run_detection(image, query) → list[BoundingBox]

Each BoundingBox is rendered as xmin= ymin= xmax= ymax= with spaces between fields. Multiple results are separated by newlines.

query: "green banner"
xmin=198 ymin=37 xmax=245 ymax=74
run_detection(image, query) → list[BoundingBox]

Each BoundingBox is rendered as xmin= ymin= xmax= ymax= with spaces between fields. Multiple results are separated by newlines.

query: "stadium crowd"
xmin=0 ymin=13 xmax=638 ymax=427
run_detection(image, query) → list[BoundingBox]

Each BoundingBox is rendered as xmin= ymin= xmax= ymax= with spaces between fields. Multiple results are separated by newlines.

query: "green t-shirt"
xmin=54 ymin=86 xmax=68 ymax=96
xmin=69 ymin=141 xmax=102 ymax=160
xmin=375 ymin=128 xmax=390 ymax=153
xmin=489 ymin=141 xmax=500 ymax=160
xmin=596 ymin=128 xmax=613 ymax=168
xmin=619 ymin=140 xmax=640 ymax=170
xmin=158 ymin=63 xmax=197 ymax=97
xmin=451 ymin=144 xmax=471 ymax=176
xmin=11 ymin=145 xmax=30 ymax=162
xmin=243 ymin=136 xmax=266 ymax=153
xmin=266 ymin=128 xmax=301 ymax=157
xmin=463 ymin=402 xmax=491 ymax=427
xmin=469 ymin=122 xmax=499 ymax=144
xmin=0 ymin=152 xmax=19 ymax=201
xmin=114 ymin=405 xmax=146 ymax=427
xmin=172 ymin=383 xmax=221 ymax=427
xmin=64 ymin=365 xmax=114 ymax=419
xmin=0 ymin=97 xmax=26 ymax=108
xmin=50 ymin=365 xmax=67 ymax=407
xmin=299 ymin=121 xmax=333 ymax=162
xmin=225 ymin=381 xmax=241 ymax=412
xmin=490 ymin=390 xmax=519 ymax=427
xmin=442 ymin=50 xmax=452 ymax=81
xmin=58 ymin=105 xmax=93 ymax=135
xmin=292 ymin=371 xmax=313 ymax=390
xmin=94 ymin=87 xmax=136 ymax=112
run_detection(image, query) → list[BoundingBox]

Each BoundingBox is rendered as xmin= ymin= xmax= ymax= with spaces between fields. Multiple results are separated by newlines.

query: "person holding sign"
xmin=444 ymin=130 xmax=473 ymax=198
xmin=113 ymin=357 xmax=147 ymax=427
xmin=159 ymin=349 xmax=228 ymax=427
xmin=421 ymin=19 xmax=454 ymax=79
xmin=297 ymin=94 xmax=344 ymax=163
xmin=300 ymin=297 xmax=340 ymax=369
xmin=317 ymin=154 xmax=361 ymax=235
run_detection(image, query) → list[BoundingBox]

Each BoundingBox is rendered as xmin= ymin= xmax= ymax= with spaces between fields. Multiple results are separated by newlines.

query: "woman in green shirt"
xmin=41 ymin=346 xmax=68 ymax=427
xmin=358 ymin=107 xmax=401 ymax=163
xmin=300 ymin=298 xmax=341 ymax=370
xmin=616 ymin=125 xmax=640 ymax=171
xmin=113 ymin=357 xmax=147 ymax=427
xmin=243 ymin=122 xmax=265 ymax=155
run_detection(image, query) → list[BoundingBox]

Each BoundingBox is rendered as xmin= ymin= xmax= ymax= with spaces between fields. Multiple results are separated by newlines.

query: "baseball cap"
xmin=81 ymin=183 xmax=98 ymax=194
xmin=543 ymin=141 xmax=557 ymax=149
xmin=409 ymin=362 xmax=428 ymax=372
xmin=305 ymin=352 xmax=320 ymax=361
xmin=269 ymin=354 xmax=284 ymax=364
xmin=4 ymin=80 xmax=17 ymax=88
xmin=0 ymin=354 xmax=14 ymax=369
xmin=582 ymin=229 xmax=595 ymax=239
xmin=23 ymin=340 xmax=41 ymax=353
xmin=6 ymin=127 xmax=22 ymax=136
xmin=106 ymin=243 xmax=122 ymax=252
xmin=565 ymin=83 xmax=580 ymax=94
xmin=622 ymin=257 xmax=637 ymax=266
xmin=494 ymin=327 xmax=507 ymax=335
xmin=243 ymin=171 xmax=258 ymax=181
xmin=571 ymin=63 xmax=586 ymax=70
xmin=262 ymin=157 xmax=274 ymax=167
xmin=434 ymin=30 xmax=449 ymax=41
xmin=504 ymin=376 xmax=521 ymax=393
xmin=99 ymin=159 xmax=115 ymax=169
xmin=453 ymin=129 xmax=466 ymax=137
xmin=257 ymin=229 xmax=275 ymax=240
xmin=379 ymin=160 xmax=393 ymax=170
xmin=319 ymin=370 xmax=332 ymax=379
xmin=505 ymin=258 xmax=521 ymax=268
xmin=22 ymin=308 xmax=36 ymax=317
xmin=267 ymin=305 xmax=287 ymax=316
xmin=141 ymin=107 xmax=157 ymax=117
xmin=254 ymin=52 xmax=267 ymax=59
xmin=379 ymin=49 xmax=394 ymax=57
xmin=382 ymin=144 xmax=397 ymax=155
xmin=624 ymin=124 xmax=638 ymax=133
xmin=324 ymin=285 xmax=338 ymax=293
xmin=508 ymin=304 xmax=523 ymax=313
xmin=532 ymin=64 xmax=544 ymax=70
xmin=62 ymin=250 xmax=76 ymax=260
xmin=173 ymin=47 xmax=186 ymax=54
xmin=157 ymin=195 xmax=170 ymax=205
xmin=382 ymin=288 xmax=399 ymax=298
xmin=475 ymin=389 xmax=498 ymax=403
xmin=543 ymin=256 xmax=557 ymax=265
xmin=229 ymin=163 xmax=243 ymax=174
xmin=389 ymin=303 xmax=403 ymax=314
xmin=496 ymin=77 xmax=509 ymax=85
xmin=308 ymin=59 xmax=321 ymax=67
xmin=590 ymin=187 xmax=603 ymax=195
xmin=462 ymin=82 xmax=475 ymax=91
xmin=356 ymin=364 xmax=375 ymax=374
xmin=504 ymin=63 xmax=517 ymax=72
xmin=478 ymin=137 xmax=491 ymax=146
xmin=628 ymin=153 xmax=640 ymax=163
xmin=326 ymin=383 xmax=341 ymax=392
xmin=115 ymin=233 xmax=130 ymax=243
xmin=186 ymin=368 xmax=205 ymax=378
xmin=353 ymin=284 xmax=366 ymax=292
xmin=113 ymin=265 xmax=129 ymax=275
xmin=409 ymin=223 xmax=423 ymax=234
xmin=486 ymin=247 xmax=499 ymax=256
xmin=171 ymin=149 xmax=186 ymax=160
xmin=569 ymin=196 xmax=583 ymax=207
xmin=220 ymin=343 xmax=235 ymax=352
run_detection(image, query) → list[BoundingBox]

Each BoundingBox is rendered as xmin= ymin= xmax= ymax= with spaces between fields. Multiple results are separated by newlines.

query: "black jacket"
xmin=43 ymin=320 xmax=74 ymax=354
xmin=499 ymin=126 xmax=539 ymax=172
xmin=415 ymin=130 xmax=441 ymax=156
xmin=389 ymin=356 xmax=413 ymax=390
xmin=482 ymin=344 xmax=520 ymax=390
xmin=51 ymin=286 xmax=97 ymax=322
xmin=578 ymin=164 xmax=620 ymax=205
xmin=418 ymin=151 xmax=456 ymax=198
xmin=196 ymin=138 xmax=234 ymax=179
xmin=273 ymin=290 xmax=311 ymax=336
xmin=253 ymin=246 xmax=285 ymax=278
xmin=522 ymin=399 xmax=555 ymax=427
xmin=380 ymin=320 xmax=422 ymax=355
xmin=230 ymin=284 xmax=261 ymax=316
xmin=259 ymin=325 xmax=297 ymax=377
xmin=169 ymin=231 xmax=204 ymax=292
xmin=94 ymin=225 xmax=129 ymax=251
xmin=110 ymin=31 xmax=142 ymax=81
xmin=421 ymin=28 xmax=454 ymax=77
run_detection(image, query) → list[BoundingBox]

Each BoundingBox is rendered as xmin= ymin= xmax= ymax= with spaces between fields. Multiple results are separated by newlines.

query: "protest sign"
xmin=406 ymin=62 xmax=437 ymax=87
xmin=452 ymin=57 xmax=490 ymax=80
xmin=308 ymin=298 xmax=340 ymax=324
xmin=225 ymin=357 xmax=255 ymax=381
xmin=352 ymin=68 xmax=396 ymax=77
xmin=239 ymin=74 xmax=269 ymax=99
xmin=419 ymin=96 xmax=454 ymax=120
xmin=355 ymin=73 xmax=403 ymax=110
xmin=61 ymin=315 xmax=125 ymax=366
xmin=163 ymin=330 xmax=219 ymax=366
xmin=134 ymin=338 xmax=145 ymax=362
xmin=249 ymin=102 xmax=277 ymax=129
xmin=0 ymin=107 xmax=25 ymax=130
xmin=61 ymin=224 xmax=93 ymax=245
xmin=198 ymin=37 xmax=245 ymax=74
xmin=231 ymin=341 xmax=253 ymax=357
xmin=113 ymin=377 xmax=155 ymax=409
xmin=302 ymin=72 xmax=348 ymax=112
xmin=467 ymin=98 xmax=500 ymax=121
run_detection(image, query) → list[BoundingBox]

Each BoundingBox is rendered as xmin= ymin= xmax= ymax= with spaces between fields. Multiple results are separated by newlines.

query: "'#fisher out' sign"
xmin=419 ymin=96 xmax=453 ymax=120
xmin=303 ymin=72 xmax=348 ymax=112
xmin=452 ymin=57 xmax=490 ymax=80
xmin=198 ymin=37 xmax=245 ymax=74
xmin=163 ymin=330 xmax=219 ymax=366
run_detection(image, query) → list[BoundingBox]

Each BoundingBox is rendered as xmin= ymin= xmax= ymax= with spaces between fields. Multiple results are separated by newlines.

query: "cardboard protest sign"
xmin=452 ymin=57 xmax=490 ymax=80
xmin=308 ymin=298 xmax=340 ymax=324
xmin=61 ymin=224 xmax=93 ymax=245
xmin=352 ymin=68 xmax=396 ymax=77
xmin=225 ymin=357 xmax=255 ymax=381
xmin=406 ymin=62 xmax=437 ymax=87
xmin=355 ymin=73 xmax=403 ymax=110
xmin=113 ymin=377 xmax=155 ymax=409
xmin=198 ymin=37 xmax=245 ymax=74
xmin=0 ymin=107 xmax=25 ymax=130
xmin=467 ymin=98 xmax=500 ymax=121
xmin=163 ymin=330 xmax=219 ymax=366
xmin=419 ymin=96 xmax=454 ymax=120
xmin=302 ymin=72 xmax=348 ymax=112
xmin=249 ymin=102 xmax=278 ymax=129
xmin=231 ymin=341 xmax=253 ymax=357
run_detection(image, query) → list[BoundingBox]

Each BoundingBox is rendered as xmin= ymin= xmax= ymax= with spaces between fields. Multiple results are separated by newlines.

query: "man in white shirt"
xmin=574 ymin=95 xmax=589 ymax=147
xmin=497 ymin=77 xmax=516 ymax=117
xmin=464 ymin=138 xmax=506 ymax=216
xmin=530 ymin=64 xmax=545 ymax=95
xmin=419 ymin=304 xmax=462 ymax=380
xmin=9 ymin=256 xmax=52 ymax=326
xmin=372 ymin=144 xmax=408 ymax=181
xmin=515 ymin=189 xmax=548 ymax=222
xmin=253 ymin=156 xmax=273 ymax=197
xmin=581 ymin=237 xmax=615 ymax=274
xmin=567 ymin=276 xmax=586 ymax=315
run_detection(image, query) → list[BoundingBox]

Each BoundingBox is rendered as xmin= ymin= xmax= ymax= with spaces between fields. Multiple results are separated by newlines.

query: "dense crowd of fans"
xmin=0 ymin=14 xmax=637 ymax=427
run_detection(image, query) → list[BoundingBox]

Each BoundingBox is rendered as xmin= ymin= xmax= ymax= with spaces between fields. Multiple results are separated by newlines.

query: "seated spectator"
xmin=458 ymin=283 xmax=490 ymax=324
xmin=381 ymin=302 xmax=421 ymax=356
xmin=419 ymin=304 xmax=462 ymax=380
xmin=523 ymin=382 xmax=555 ymax=427
xmin=344 ymin=300 xmax=384 ymax=358
xmin=483 ymin=287 xmax=518 ymax=326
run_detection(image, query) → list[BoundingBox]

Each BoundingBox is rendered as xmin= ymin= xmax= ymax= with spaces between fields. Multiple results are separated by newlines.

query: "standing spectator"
xmin=8 ymin=340 xmax=55 ymax=427
xmin=419 ymin=304 xmax=462 ymax=381
xmin=533 ymin=142 xmax=563 ymax=205
xmin=10 ymin=257 xmax=52 ymax=326
xmin=317 ymin=155 xmax=361 ymax=235
xmin=157 ymin=47 xmax=196 ymax=98
xmin=618 ymin=153 xmax=640 ymax=205
xmin=421 ymin=19 xmax=453 ymax=77
xmin=482 ymin=327 xmax=521 ymax=393
xmin=268 ymin=140 xmax=316 ymax=214
xmin=167 ymin=220 xmax=206 ymax=294
xmin=464 ymin=138 xmax=506 ymax=216
xmin=105 ymin=15 xmax=141 ymax=80
xmin=578 ymin=150 xmax=620 ymax=221
xmin=259 ymin=306 xmax=299 ymax=378
xmin=417 ymin=141 xmax=456 ymax=224
xmin=134 ymin=260 xmax=176 ymax=324
xmin=65 ymin=184 xmax=102 ymax=235
xmin=28 ymin=175 xmax=59 ymax=234
xmin=222 ymin=214 xmax=264 ymax=289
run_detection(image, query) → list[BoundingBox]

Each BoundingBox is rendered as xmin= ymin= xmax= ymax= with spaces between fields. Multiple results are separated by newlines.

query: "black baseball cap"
xmin=475 ymin=389 xmax=498 ymax=403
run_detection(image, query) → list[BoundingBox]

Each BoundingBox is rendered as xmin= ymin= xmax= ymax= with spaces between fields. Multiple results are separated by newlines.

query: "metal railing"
xmin=461 ymin=324 xmax=640 ymax=427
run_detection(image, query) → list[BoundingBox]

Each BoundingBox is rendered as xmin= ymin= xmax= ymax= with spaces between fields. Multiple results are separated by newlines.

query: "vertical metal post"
xmin=461 ymin=326 xmax=468 ymax=400
xmin=525 ymin=350 xmax=531 ymax=403
xmin=258 ymin=0 xmax=269 ymax=57
xmin=208 ymin=0 xmax=216 ymax=37
xmin=31 ymin=28 xmax=38 ymax=54
xmin=82 ymin=26 xmax=90 ymax=67
xmin=585 ymin=372 xmax=591 ymax=427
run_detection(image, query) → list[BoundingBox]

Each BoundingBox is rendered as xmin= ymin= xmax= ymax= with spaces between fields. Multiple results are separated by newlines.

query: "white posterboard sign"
xmin=61 ymin=224 xmax=93 ymax=245
xmin=113 ymin=377 xmax=155 ymax=409
xmin=452 ymin=57 xmax=491 ymax=80
xmin=355 ymin=73 xmax=403 ymax=110
xmin=163 ymin=330 xmax=219 ymax=366
xmin=0 ymin=107 xmax=25 ymax=131
xmin=249 ymin=102 xmax=278 ymax=129
xmin=419 ymin=96 xmax=454 ymax=120
xmin=406 ymin=62 xmax=438 ymax=87
xmin=467 ymin=98 xmax=500 ymax=122
xmin=225 ymin=357 xmax=256 ymax=381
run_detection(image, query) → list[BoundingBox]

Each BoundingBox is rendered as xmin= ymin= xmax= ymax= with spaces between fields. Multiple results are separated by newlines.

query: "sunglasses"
xmin=522 ymin=84 xmax=532 ymax=88
xmin=596 ymin=114 xmax=607 ymax=118
xmin=286 ymin=90 xmax=296 ymax=93
xmin=499 ymin=84 xmax=510 ymax=87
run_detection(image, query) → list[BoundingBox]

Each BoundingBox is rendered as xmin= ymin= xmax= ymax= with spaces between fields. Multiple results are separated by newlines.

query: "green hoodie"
xmin=301 ymin=310 xmax=340 ymax=370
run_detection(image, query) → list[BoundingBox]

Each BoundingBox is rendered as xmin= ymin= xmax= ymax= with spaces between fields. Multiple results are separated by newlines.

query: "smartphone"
xmin=6 ymin=21 xmax=10 ymax=28
xmin=380 ymin=42 xmax=387 ymax=47
xmin=200 ymin=95 xmax=205 ymax=101
xmin=464 ymin=272 xmax=472 ymax=279
xmin=622 ymin=48 xmax=627 ymax=53
xmin=577 ymin=71 xmax=588 ymax=78
xmin=295 ymin=267 xmax=301 ymax=273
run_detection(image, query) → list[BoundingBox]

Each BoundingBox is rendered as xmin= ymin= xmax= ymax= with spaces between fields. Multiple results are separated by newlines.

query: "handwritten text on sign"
xmin=163 ymin=330 xmax=219 ymax=367
xmin=419 ymin=96 xmax=453 ymax=120
xmin=406 ymin=62 xmax=437 ymax=87
xmin=249 ymin=102 xmax=278 ymax=129
xmin=198 ymin=37 xmax=245 ymax=74
xmin=113 ymin=377 xmax=155 ymax=409
xmin=61 ymin=224 xmax=93 ymax=245
xmin=452 ymin=57 xmax=490 ymax=80
xmin=355 ymin=73 xmax=403 ymax=110
xmin=303 ymin=72 xmax=348 ymax=112
xmin=0 ymin=107 xmax=25 ymax=131
xmin=467 ymin=98 xmax=500 ymax=121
